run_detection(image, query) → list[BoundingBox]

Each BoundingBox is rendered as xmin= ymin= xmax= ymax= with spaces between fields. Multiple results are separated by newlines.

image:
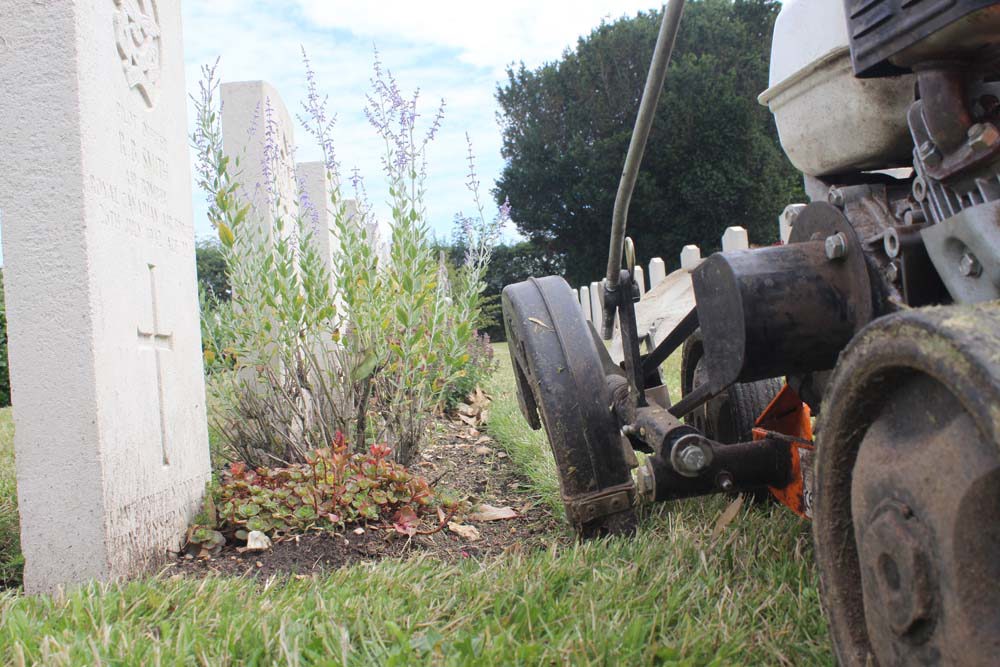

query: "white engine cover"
xmin=757 ymin=0 xmax=916 ymax=177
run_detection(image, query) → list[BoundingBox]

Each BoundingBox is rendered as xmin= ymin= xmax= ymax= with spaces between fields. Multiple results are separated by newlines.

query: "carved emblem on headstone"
xmin=113 ymin=0 xmax=161 ymax=108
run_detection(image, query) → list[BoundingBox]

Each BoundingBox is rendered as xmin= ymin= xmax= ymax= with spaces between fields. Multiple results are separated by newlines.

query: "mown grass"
xmin=0 ymin=345 xmax=832 ymax=665
xmin=0 ymin=407 xmax=21 ymax=588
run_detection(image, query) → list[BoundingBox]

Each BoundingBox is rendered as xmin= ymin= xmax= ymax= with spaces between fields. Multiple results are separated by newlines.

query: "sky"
xmin=181 ymin=1 xmax=664 ymax=244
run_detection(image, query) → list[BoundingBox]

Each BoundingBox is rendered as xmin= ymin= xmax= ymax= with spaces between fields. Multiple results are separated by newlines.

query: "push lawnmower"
xmin=501 ymin=1 xmax=1000 ymax=664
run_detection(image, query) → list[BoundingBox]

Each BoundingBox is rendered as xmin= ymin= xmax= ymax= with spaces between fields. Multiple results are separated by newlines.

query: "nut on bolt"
xmin=917 ymin=140 xmax=942 ymax=167
xmin=670 ymin=433 xmax=713 ymax=477
xmin=679 ymin=446 xmax=707 ymax=472
xmin=959 ymin=251 xmax=982 ymax=278
xmin=968 ymin=122 xmax=1000 ymax=151
xmin=825 ymin=232 xmax=848 ymax=260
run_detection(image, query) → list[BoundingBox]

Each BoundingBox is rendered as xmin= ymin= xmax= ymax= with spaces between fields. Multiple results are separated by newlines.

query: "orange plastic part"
xmin=752 ymin=384 xmax=814 ymax=519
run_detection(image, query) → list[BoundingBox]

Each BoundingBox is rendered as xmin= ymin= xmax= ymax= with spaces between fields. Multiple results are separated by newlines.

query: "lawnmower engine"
xmin=501 ymin=1 xmax=1000 ymax=665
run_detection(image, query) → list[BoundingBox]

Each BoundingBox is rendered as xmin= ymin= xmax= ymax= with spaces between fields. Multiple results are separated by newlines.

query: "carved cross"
xmin=137 ymin=264 xmax=173 ymax=465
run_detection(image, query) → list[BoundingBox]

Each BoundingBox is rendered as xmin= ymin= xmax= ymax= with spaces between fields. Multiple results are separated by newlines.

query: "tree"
xmin=195 ymin=238 xmax=230 ymax=300
xmin=495 ymin=0 xmax=804 ymax=287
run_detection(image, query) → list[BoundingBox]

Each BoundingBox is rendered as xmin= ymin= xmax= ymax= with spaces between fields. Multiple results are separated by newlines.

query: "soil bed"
xmin=170 ymin=415 xmax=565 ymax=579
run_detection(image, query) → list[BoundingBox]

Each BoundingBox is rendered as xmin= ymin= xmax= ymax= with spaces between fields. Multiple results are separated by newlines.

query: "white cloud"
xmin=181 ymin=1 xmax=662 ymax=242
xmin=293 ymin=1 xmax=661 ymax=73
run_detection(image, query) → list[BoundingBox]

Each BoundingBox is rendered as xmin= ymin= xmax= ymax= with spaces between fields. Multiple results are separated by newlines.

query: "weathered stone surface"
xmin=0 ymin=0 xmax=209 ymax=592
xmin=722 ymin=226 xmax=750 ymax=252
xmin=648 ymin=258 xmax=667 ymax=288
xmin=295 ymin=162 xmax=362 ymax=286
xmin=634 ymin=266 xmax=646 ymax=296
xmin=221 ymin=80 xmax=299 ymax=244
xmin=680 ymin=245 xmax=702 ymax=271
xmin=590 ymin=281 xmax=603 ymax=323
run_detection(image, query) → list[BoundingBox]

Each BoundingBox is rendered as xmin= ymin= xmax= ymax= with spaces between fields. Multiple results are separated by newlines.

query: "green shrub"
xmin=192 ymin=53 xmax=505 ymax=467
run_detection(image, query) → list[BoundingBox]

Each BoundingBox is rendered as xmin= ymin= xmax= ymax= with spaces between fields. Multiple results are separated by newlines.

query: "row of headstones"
xmin=574 ymin=226 xmax=750 ymax=322
xmin=0 ymin=1 xmax=359 ymax=593
xmin=219 ymin=81 xmax=374 ymax=285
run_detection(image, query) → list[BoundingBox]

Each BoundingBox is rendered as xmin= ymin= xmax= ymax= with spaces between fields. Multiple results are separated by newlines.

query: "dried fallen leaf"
xmin=448 ymin=521 xmax=481 ymax=541
xmin=457 ymin=403 xmax=479 ymax=417
xmin=711 ymin=494 xmax=745 ymax=541
xmin=471 ymin=504 xmax=518 ymax=522
xmin=353 ymin=527 xmax=365 ymax=536
xmin=474 ymin=445 xmax=492 ymax=456
xmin=527 ymin=317 xmax=553 ymax=330
xmin=457 ymin=413 xmax=478 ymax=427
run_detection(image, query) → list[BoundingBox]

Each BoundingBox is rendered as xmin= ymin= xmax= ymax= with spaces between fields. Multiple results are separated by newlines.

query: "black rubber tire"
xmin=681 ymin=329 xmax=782 ymax=500
xmin=680 ymin=329 xmax=781 ymax=443
xmin=814 ymin=304 xmax=1000 ymax=667
xmin=502 ymin=276 xmax=637 ymax=538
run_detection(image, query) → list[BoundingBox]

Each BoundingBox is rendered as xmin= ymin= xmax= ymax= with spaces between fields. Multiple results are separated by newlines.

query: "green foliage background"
xmin=495 ymin=0 xmax=804 ymax=287
xmin=195 ymin=238 xmax=230 ymax=301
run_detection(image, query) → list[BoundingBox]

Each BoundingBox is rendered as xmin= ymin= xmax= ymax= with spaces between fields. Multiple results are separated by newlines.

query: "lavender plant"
xmin=194 ymin=50 xmax=505 ymax=467
xmin=192 ymin=62 xmax=355 ymax=466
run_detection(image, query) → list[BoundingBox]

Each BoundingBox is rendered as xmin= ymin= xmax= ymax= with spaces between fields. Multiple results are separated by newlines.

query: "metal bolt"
xmin=825 ymin=233 xmax=849 ymax=260
xmin=827 ymin=188 xmax=845 ymax=208
xmin=917 ymin=140 xmax=942 ymax=167
xmin=959 ymin=251 xmax=982 ymax=278
xmin=716 ymin=472 xmax=735 ymax=493
xmin=886 ymin=261 xmax=900 ymax=284
xmin=968 ymin=122 xmax=1000 ymax=151
xmin=678 ymin=445 xmax=708 ymax=473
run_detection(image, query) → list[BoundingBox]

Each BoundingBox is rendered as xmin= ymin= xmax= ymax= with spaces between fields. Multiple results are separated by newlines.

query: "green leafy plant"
xmin=444 ymin=331 xmax=496 ymax=408
xmin=186 ymin=433 xmax=459 ymax=555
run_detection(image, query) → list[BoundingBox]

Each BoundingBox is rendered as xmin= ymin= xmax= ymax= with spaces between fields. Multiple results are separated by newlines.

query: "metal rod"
xmin=641 ymin=306 xmax=698 ymax=376
xmin=604 ymin=0 xmax=686 ymax=292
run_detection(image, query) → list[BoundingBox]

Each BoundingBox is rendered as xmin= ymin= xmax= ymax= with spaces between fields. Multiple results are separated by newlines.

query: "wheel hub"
xmin=858 ymin=499 xmax=937 ymax=640
xmin=814 ymin=304 xmax=1000 ymax=667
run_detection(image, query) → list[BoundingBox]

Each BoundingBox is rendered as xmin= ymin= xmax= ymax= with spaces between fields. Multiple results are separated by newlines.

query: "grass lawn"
xmin=0 ymin=344 xmax=832 ymax=665
xmin=0 ymin=407 xmax=20 ymax=588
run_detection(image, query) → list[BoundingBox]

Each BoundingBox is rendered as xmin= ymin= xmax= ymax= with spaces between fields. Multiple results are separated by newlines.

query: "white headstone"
xmin=634 ymin=266 xmax=646 ymax=296
xmin=722 ymin=226 xmax=750 ymax=252
xmin=649 ymin=258 xmax=667 ymax=288
xmin=780 ymin=204 xmax=806 ymax=244
xmin=580 ymin=286 xmax=592 ymax=321
xmin=0 ymin=0 xmax=210 ymax=592
xmin=221 ymin=80 xmax=299 ymax=244
xmin=572 ymin=288 xmax=579 ymax=305
xmin=680 ymin=245 xmax=702 ymax=271
xmin=295 ymin=162 xmax=362 ymax=283
xmin=590 ymin=281 xmax=603 ymax=324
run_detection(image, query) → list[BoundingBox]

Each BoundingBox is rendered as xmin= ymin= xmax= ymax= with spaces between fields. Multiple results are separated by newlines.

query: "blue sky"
xmin=182 ymin=1 xmax=664 ymax=244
